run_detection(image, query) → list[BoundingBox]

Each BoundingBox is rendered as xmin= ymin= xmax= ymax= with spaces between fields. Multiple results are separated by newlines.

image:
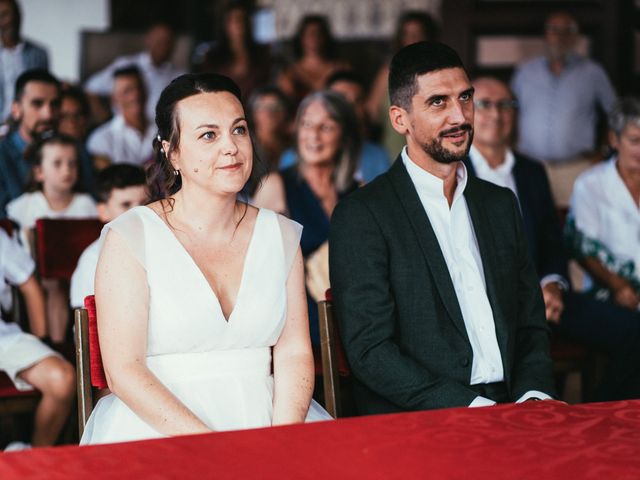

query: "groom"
xmin=329 ymin=42 xmax=556 ymax=414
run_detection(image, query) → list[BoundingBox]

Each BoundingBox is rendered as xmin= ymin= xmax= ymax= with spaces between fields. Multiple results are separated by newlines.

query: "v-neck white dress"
xmin=81 ymin=206 xmax=327 ymax=445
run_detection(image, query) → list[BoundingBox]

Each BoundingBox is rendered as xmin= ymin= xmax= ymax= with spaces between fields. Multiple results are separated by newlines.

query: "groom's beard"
xmin=422 ymin=124 xmax=474 ymax=165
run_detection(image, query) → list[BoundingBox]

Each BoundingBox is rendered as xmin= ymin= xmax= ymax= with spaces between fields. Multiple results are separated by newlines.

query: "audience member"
xmin=330 ymin=42 xmax=556 ymax=414
xmin=0 ymin=69 xmax=60 ymax=217
xmin=277 ymin=15 xmax=349 ymax=107
xmin=511 ymin=11 xmax=617 ymax=207
xmin=87 ymin=66 xmax=156 ymax=168
xmin=0 ymin=0 xmax=49 ymax=122
xmin=467 ymin=77 xmax=640 ymax=401
xmin=281 ymin=70 xmax=389 ymax=183
xmin=70 ymin=164 xmax=147 ymax=309
xmin=7 ymin=133 xmax=97 ymax=342
xmin=84 ymin=22 xmax=184 ymax=122
xmin=254 ymin=90 xmax=360 ymax=344
xmin=195 ymin=1 xmax=270 ymax=101
xmin=247 ymin=85 xmax=292 ymax=172
xmin=58 ymin=86 xmax=96 ymax=195
xmin=566 ymin=97 xmax=640 ymax=311
xmin=0 ymin=228 xmax=75 ymax=451
xmin=366 ymin=11 xmax=439 ymax=159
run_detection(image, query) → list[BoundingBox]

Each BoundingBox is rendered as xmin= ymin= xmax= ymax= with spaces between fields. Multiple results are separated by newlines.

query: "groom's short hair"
xmin=389 ymin=41 xmax=466 ymax=111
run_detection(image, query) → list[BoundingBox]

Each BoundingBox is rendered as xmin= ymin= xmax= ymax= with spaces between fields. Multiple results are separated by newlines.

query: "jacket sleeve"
xmin=508 ymin=192 xmax=558 ymax=399
xmin=329 ymin=196 xmax=479 ymax=410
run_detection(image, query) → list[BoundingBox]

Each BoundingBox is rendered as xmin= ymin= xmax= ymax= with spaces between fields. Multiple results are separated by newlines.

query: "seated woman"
xmin=566 ymin=97 xmax=640 ymax=311
xmin=277 ymin=15 xmax=349 ymax=107
xmin=253 ymin=90 xmax=360 ymax=345
xmin=81 ymin=73 xmax=328 ymax=445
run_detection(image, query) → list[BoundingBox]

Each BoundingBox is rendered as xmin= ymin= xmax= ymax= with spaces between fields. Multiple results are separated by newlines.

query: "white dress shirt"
xmin=0 ymin=228 xmax=34 ymax=350
xmin=87 ymin=114 xmax=156 ymax=167
xmin=402 ymin=147 xmax=551 ymax=405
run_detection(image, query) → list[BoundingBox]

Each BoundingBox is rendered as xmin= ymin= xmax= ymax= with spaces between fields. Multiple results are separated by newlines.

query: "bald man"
xmin=511 ymin=11 xmax=616 ymax=207
xmin=466 ymin=76 xmax=640 ymax=402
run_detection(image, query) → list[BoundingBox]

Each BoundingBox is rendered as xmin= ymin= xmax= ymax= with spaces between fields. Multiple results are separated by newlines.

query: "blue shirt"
xmin=0 ymin=130 xmax=29 ymax=217
xmin=279 ymin=141 xmax=390 ymax=183
xmin=511 ymin=54 xmax=616 ymax=163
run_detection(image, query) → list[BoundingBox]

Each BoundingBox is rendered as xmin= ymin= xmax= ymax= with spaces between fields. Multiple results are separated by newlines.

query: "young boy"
xmin=69 ymin=164 xmax=147 ymax=309
xmin=1 ymin=228 xmax=75 ymax=451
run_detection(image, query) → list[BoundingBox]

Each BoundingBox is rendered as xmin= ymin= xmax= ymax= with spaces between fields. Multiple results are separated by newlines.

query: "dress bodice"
xmin=100 ymin=206 xmax=302 ymax=356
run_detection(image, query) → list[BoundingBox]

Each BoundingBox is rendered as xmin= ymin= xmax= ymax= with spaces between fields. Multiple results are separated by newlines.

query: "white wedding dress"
xmin=81 ymin=206 xmax=330 ymax=445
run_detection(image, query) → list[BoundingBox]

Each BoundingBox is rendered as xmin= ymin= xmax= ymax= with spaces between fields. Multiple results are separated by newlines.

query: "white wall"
xmin=19 ymin=0 xmax=110 ymax=82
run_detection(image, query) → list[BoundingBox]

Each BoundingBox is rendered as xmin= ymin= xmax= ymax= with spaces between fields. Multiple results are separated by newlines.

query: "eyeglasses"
xmin=474 ymin=99 xmax=518 ymax=112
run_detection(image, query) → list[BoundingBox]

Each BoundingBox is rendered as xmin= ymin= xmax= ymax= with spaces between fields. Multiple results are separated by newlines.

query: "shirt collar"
xmin=469 ymin=145 xmax=515 ymax=176
xmin=401 ymin=145 xmax=468 ymax=204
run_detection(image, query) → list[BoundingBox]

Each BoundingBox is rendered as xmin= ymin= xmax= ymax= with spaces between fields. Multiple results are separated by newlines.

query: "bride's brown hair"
xmin=148 ymin=73 xmax=265 ymax=202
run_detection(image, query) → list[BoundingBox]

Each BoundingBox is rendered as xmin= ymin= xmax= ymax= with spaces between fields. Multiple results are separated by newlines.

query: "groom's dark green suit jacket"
xmin=329 ymin=157 xmax=556 ymax=413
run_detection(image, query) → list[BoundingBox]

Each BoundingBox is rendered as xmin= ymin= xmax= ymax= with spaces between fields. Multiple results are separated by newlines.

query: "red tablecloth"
xmin=1 ymin=400 xmax=639 ymax=479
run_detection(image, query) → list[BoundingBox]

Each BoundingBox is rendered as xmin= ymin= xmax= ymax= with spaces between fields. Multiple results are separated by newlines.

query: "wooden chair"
xmin=317 ymin=289 xmax=351 ymax=418
xmin=74 ymin=295 xmax=109 ymax=438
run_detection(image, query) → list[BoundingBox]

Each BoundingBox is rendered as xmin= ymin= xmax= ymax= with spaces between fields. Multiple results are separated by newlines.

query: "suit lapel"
xmin=464 ymin=178 xmax=509 ymax=365
xmin=387 ymin=158 xmax=468 ymax=340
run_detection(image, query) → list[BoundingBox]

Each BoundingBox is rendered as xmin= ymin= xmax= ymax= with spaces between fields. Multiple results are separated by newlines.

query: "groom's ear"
xmin=389 ymin=105 xmax=409 ymax=135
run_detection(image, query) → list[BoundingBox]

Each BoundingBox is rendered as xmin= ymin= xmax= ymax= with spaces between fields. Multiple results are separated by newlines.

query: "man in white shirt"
xmin=466 ymin=76 xmax=640 ymax=401
xmin=70 ymin=164 xmax=147 ymax=309
xmin=329 ymin=42 xmax=556 ymax=413
xmin=87 ymin=66 xmax=155 ymax=168
xmin=84 ymin=23 xmax=184 ymax=122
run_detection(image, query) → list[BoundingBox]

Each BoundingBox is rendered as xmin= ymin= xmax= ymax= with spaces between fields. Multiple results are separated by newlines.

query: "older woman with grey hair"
xmin=254 ymin=90 xmax=360 ymax=345
xmin=566 ymin=97 xmax=640 ymax=311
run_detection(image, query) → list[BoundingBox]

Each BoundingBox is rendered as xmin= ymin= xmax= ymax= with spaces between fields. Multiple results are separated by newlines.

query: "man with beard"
xmin=0 ymin=69 xmax=60 ymax=217
xmin=511 ymin=12 xmax=616 ymax=207
xmin=329 ymin=42 xmax=556 ymax=414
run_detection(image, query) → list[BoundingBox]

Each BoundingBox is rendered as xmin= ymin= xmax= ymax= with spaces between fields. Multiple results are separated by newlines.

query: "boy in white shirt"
xmin=70 ymin=164 xmax=147 ymax=308
xmin=0 ymin=228 xmax=75 ymax=451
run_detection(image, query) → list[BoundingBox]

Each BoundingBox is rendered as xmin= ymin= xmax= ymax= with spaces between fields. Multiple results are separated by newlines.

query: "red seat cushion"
xmin=0 ymin=372 xmax=40 ymax=398
xmin=84 ymin=295 xmax=108 ymax=389
xmin=35 ymin=219 xmax=103 ymax=280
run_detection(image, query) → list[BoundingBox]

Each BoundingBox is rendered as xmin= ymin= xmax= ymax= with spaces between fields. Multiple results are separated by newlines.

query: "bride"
xmin=81 ymin=73 xmax=327 ymax=444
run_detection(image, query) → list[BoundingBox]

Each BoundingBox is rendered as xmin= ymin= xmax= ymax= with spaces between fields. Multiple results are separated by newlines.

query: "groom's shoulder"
xmin=343 ymin=167 xmax=396 ymax=208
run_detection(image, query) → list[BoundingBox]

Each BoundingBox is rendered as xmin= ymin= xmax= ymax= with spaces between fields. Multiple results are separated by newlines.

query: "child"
xmin=70 ymin=164 xmax=147 ymax=308
xmin=7 ymin=133 xmax=97 ymax=232
xmin=7 ymin=133 xmax=97 ymax=342
xmin=0 ymin=228 xmax=75 ymax=451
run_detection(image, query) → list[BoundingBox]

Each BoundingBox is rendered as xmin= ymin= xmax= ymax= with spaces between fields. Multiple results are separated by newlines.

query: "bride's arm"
xmin=272 ymin=247 xmax=314 ymax=425
xmin=95 ymin=230 xmax=211 ymax=436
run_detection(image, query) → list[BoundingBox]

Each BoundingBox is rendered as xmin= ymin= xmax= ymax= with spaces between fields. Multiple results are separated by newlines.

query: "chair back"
xmin=0 ymin=218 xmax=14 ymax=236
xmin=74 ymin=295 xmax=108 ymax=437
xmin=34 ymin=219 xmax=103 ymax=280
xmin=318 ymin=289 xmax=351 ymax=418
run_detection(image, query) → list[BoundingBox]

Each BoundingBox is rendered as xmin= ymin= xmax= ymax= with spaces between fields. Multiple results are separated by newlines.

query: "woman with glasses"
xmin=253 ymin=90 xmax=360 ymax=345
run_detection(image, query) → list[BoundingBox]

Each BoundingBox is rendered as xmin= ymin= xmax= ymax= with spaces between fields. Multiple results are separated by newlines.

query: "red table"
xmin=1 ymin=400 xmax=639 ymax=479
